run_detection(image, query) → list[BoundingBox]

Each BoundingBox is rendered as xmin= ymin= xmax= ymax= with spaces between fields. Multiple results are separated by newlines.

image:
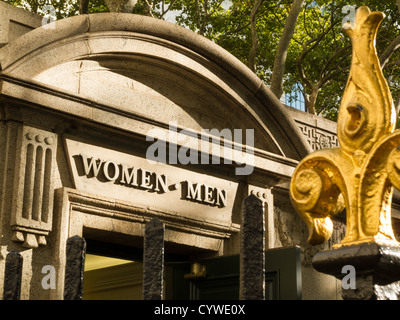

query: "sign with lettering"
xmin=64 ymin=138 xmax=237 ymax=226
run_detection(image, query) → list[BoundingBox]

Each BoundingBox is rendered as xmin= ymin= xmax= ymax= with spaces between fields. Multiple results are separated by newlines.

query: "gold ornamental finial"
xmin=290 ymin=6 xmax=400 ymax=247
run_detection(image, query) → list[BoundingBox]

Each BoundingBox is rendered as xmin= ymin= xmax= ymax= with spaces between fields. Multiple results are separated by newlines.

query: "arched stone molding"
xmin=0 ymin=13 xmax=310 ymax=160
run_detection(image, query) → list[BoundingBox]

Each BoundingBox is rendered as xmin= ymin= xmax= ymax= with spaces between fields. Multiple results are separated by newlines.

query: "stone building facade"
xmin=0 ymin=1 xmax=396 ymax=300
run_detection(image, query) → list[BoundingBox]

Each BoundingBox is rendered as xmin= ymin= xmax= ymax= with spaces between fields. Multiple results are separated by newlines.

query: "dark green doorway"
xmin=165 ymin=246 xmax=302 ymax=300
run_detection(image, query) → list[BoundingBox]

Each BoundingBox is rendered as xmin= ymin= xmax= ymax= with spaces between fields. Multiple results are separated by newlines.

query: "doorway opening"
xmin=80 ymin=230 xmax=197 ymax=300
xmin=84 ymin=253 xmax=143 ymax=300
xmin=83 ymin=238 xmax=144 ymax=300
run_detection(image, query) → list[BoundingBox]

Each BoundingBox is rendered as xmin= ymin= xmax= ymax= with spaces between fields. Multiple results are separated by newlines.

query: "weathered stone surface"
xmin=3 ymin=251 xmax=23 ymax=300
xmin=240 ymin=194 xmax=265 ymax=300
xmin=0 ymin=13 xmax=310 ymax=161
xmin=273 ymin=188 xmax=346 ymax=300
xmin=64 ymin=235 xmax=86 ymax=300
xmin=143 ymin=218 xmax=164 ymax=300
xmin=0 ymin=1 xmax=42 ymax=47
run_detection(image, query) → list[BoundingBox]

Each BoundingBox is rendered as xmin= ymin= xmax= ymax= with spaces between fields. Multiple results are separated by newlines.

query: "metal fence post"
xmin=240 ymin=194 xmax=265 ymax=300
xmin=143 ymin=218 xmax=165 ymax=300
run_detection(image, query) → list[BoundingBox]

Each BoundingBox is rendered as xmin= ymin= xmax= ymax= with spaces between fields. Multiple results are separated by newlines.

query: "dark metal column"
xmin=240 ymin=194 xmax=265 ymax=300
xmin=64 ymin=235 xmax=86 ymax=300
xmin=3 ymin=251 xmax=23 ymax=300
xmin=143 ymin=217 xmax=165 ymax=300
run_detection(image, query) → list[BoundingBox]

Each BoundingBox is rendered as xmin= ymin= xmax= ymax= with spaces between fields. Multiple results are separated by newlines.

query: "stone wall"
xmin=281 ymin=107 xmax=345 ymax=299
xmin=272 ymin=185 xmax=346 ymax=300
xmin=0 ymin=7 xmax=311 ymax=300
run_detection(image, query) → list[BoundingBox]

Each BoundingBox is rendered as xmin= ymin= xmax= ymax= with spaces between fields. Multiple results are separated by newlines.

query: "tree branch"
xmin=384 ymin=57 xmax=400 ymax=69
xmin=143 ymin=0 xmax=154 ymax=17
xmin=319 ymin=63 xmax=350 ymax=88
xmin=319 ymin=44 xmax=351 ymax=80
xmin=248 ymin=0 xmax=265 ymax=72
xmin=270 ymin=0 xmax=305 ymax=99
xmin=296 ymin=17 xmax=342 ymax=114
xmin=395 ymin=91 xmax=400 ymax=117
xmin=380 ymin=34 xmax=400 ymax=69
xmin=218 ymin=22 xmax=251 ymax=41
xmin=159 ymin=0 xmax=178 ymax=19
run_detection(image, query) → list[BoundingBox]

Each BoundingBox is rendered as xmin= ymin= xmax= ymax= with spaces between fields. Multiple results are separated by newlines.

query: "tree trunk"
xmin=270 ymin=0 xmax=305 ymax=99
xmin=248 ymin=0 xmax=265 ymax=72
xmin=380 ymin=1 xmax=400 ymax=69
xmin=144 ymin=0 xmax=154 ymax=17
xmin=394 ymin=92 xmax=400 ymax=118
xmin=79 ymin=0 xmax=89 ymax=14
xmin=304 ymin=85 xmax=319 ymax=115
xmin=380 ymin=34 xmax=400 ymax=69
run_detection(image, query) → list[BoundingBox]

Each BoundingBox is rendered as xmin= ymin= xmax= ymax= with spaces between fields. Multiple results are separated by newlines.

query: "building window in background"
xmin=285 ymin=83 xmax=306 ymax=112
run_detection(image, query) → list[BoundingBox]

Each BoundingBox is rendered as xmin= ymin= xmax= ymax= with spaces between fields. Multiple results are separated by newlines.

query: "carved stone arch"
xmin=0 ymin=13 xmax=310 ymax=160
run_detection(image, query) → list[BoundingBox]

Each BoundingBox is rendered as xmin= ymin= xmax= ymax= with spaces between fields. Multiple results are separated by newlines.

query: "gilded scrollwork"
xmin=290 ymin=6 xmax=400 ymax=248
xmin=338 ymin=7 xmax=396 ymax=155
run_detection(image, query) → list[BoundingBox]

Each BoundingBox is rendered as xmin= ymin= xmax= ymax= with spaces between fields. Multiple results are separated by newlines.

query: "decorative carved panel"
xmin=296 ymin=122 xmax=339 ymax=151
xmin=10 ymin=125 xmax=57 ymax=248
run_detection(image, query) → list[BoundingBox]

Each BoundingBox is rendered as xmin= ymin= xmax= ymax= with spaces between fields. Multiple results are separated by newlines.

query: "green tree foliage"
xmin=3 ymin=0 xmax=108 ymax=18
xmin=4 ymin=0 xmax=400 ymax=121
